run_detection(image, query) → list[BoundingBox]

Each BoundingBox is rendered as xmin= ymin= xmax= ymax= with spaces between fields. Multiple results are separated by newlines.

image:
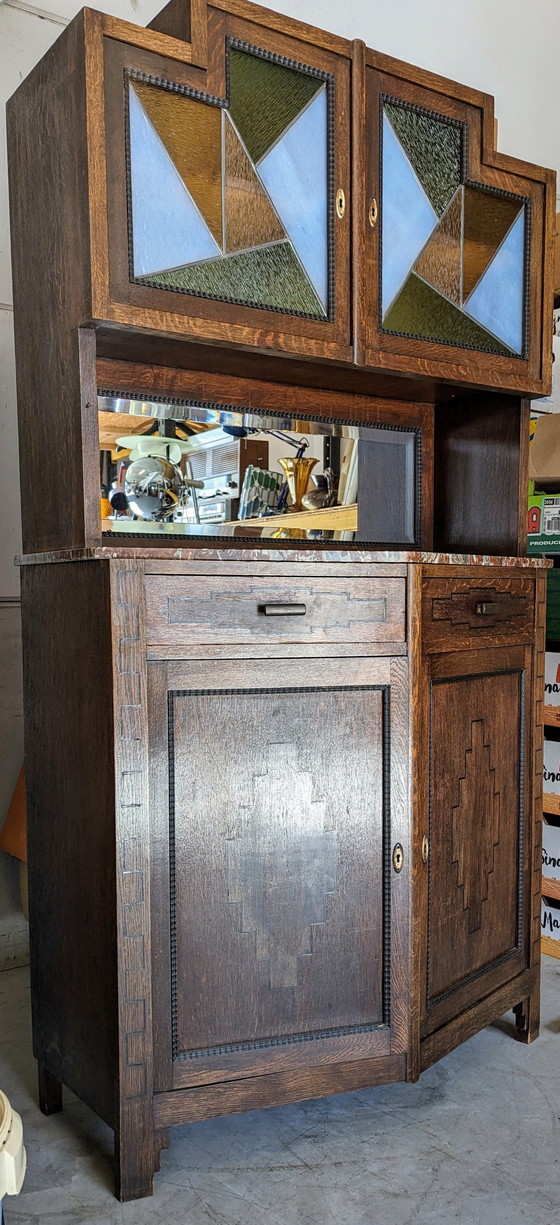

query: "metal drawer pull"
xmin=475 ymin=601 xmax=503 ymax=616
xmin=260 ymin=603 xmax=307 ymax=617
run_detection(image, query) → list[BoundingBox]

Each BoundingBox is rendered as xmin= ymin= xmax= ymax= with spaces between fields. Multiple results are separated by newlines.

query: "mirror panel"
xmin=98 ymin=397 xmax=420 ymax=545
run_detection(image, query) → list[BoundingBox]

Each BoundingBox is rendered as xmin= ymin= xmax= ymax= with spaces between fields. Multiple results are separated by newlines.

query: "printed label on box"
xmin=544 ymin=653 xmax=560 ymax=707
xmin=544 ymin=742 xmax=560 ymax=795
xmin=543 ymin=821 xmax=560 ymax=881
xmin=542 ymin=898 xmax=560 ymax=940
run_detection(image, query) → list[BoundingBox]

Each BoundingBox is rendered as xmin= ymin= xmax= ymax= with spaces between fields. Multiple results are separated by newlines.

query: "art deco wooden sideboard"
xmin=6 ymin=0 xmax=555 ymax=1202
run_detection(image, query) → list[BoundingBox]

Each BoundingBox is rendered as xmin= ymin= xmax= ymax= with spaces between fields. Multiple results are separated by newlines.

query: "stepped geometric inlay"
xmin=452 ymin=719 xmax=501 ymax=934
xmin=226 ymin=742 xmax=339 ymax=989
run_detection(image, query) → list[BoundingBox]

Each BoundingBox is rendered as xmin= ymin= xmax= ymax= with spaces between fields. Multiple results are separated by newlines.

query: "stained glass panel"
xmin=258 ymin=88 xmax=328 ymax=310
xmin=128 ymin=86 xmax=220 ymax=277
xmin=229 ymin=46 xmax=323 ymax=164
xmin=224 ymin=114 xmax=285 ymax=254
xmin=462 ymin=188 xmax=522 ymax=300
xmin=381 ymin=113 xmax=437 ymax=318
xmin=383 ymin=101 xmax=462 ymax=217
xmin=465 ymin=210 xmax=525 ymax=354
xmin=383 ymin=272 xmax=515 ymax=356
xmin=138 ymin=241 xmax=325 ymax=316
xmin=414 ymin=187 xmax=463 ymax=306
xmin=132 ymin=80 xmax=223 ymax=246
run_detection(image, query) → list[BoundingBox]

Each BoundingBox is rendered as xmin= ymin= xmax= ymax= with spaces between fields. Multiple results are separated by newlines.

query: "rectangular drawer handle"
xmin=475 ymin=601 xmax=504 ymax=616
xmin=260 ymin=603 xmax=307 ymax=617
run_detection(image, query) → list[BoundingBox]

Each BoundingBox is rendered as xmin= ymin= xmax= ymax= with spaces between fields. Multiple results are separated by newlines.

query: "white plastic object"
xmin=0 ymin=1090 xmax=26 ymax=1198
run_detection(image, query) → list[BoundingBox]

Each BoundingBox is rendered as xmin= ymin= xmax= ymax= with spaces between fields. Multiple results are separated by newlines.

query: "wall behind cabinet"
xmin=0 ymin=0 xmax=559 ymax=962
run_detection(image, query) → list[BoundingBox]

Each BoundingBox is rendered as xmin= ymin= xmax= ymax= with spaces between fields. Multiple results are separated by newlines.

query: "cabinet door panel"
xmin=149 ymin=655 xmax=410 ymax=1090
xmin=102 ymin=10 xmax=352 ymax=361
xmin=422 ymin=646 xmax=531 ymax=1036
xmin=363 ymin=64 xmax=552 ymax=395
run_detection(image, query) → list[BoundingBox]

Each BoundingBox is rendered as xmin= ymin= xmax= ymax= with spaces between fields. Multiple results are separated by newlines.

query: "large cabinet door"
xmin=362 ymin=59 xmax=553 ymax=395
xmin=421 ymin=644 xmax=533 ymax=1038
xmin=148 ymin=655 xmax=410 ymax=1093
xmin=100 ymin=6 xmax=352 ymax=362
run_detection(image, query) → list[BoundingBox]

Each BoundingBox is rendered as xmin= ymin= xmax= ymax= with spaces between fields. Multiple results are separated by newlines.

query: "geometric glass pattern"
xmin=127 ymin=44 xmax=331 ymax=319
xmin=381 ymin=99 xmax=528 ymax=357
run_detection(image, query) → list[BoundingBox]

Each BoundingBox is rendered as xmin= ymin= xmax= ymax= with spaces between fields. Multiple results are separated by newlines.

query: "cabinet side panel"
xmin=433 ymin=395 xmax=525 ymax=556
xmin=21 ymin=562 xmax=117 ymax=1126
xmin=7 ymin=15 xmax=96 ymax=554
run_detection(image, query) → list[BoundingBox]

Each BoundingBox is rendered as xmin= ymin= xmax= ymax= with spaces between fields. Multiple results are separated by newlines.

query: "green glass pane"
xmin=138 ymin=241 xmax=326 ymax=317
xmin=383 ymin=102 xmax=462 ymax=217
xmin=229 ymin=47 xmax=323 ymax=164
xmin=383 ymin=272 xmax=515 ymax=356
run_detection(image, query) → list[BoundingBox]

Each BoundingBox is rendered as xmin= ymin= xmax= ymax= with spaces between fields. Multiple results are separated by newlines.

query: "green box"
xmin=528 ymin=484 xmax=560 ymax=554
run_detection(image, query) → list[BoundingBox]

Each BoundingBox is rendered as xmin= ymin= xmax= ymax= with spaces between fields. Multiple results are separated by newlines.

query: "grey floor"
xmin=1 ymin=964 xmax=560 ymax=1225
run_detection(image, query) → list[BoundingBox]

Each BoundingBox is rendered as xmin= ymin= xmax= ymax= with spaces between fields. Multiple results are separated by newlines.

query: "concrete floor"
xmin=1 ymin=963 xmax=560 ymax=1224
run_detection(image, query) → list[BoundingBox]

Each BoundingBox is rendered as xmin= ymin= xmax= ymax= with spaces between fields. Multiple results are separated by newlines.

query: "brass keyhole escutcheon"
xmin=336 ymin=188 xmax=346 ymax=219
xmin=368 ymin=196 xmax=378 ymax=227
xmin=422 ymin=835 xmax=429 ymax=865
xmin=392 ymin=843 xmax=404 ymax=873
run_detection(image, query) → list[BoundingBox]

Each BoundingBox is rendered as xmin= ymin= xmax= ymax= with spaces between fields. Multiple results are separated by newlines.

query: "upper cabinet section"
xmin=361 ymin=53 xmax=555 ymax=394
xmin=100 ymin=3 xmax=353 ymax=363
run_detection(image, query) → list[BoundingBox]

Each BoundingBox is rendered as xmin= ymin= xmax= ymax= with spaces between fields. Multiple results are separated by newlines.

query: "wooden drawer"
xmin=145 ymin=574 xmax=406 ymax=646
xmin=422 ymin=574 xmax=535 ymax=654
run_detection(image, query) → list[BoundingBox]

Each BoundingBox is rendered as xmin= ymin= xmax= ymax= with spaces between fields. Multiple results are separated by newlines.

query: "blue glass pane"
xmin=128 ymin=85 xmax=220 ymax=278
xmin=464 ymin=209 xmax=525 ymax=355
xmin=381 ymin=112 xmax=438 ymax=319
xmin=258 ymin=87 xmax=328 ymax=310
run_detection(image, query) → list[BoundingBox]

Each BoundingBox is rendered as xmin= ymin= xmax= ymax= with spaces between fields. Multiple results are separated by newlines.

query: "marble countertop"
xmin=16 ymin=546 xmax=552 ymax=567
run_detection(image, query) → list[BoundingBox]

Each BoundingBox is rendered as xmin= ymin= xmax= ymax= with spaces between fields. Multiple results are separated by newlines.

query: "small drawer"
xmin=145 ymin=574 xmax=406 ymax=646
xmin=422 ymin=574 xmax=534 ymax=653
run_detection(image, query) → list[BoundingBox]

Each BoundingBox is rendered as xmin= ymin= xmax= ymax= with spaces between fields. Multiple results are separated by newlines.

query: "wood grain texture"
xmin=434 ymin=395 xmax=528 ymax=557
xmin=7 ymin=17 xmax=100 ymax=554
xmin=422 ymin=573 xmax=535 ymax=654
xmin=422 ymin=643 xmax=530 ymax=1038
xmin=21 ymin=562 xmax=117 ymax=1129
xmin=153 ymin=1055 xmax=406 ymax=1127
xmin=145 ymin=574 xmax=406 ymax=645
xmin=148 ymin=652 xmax=408 ymax=1094
xmin=419 ymin=965 xmax=537 ymax=1073
xmin=109 ymin=560 xmax=155 ymax=1202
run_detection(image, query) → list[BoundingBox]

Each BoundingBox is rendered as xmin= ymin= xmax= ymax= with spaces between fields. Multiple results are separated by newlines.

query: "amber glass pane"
xmin=132 ymin=80 xmax=222 ymax=246
xmin=139 ymin=241 xmax=326 ymax=317
xmin=414 ymin=187 xmax=463 ymax=305
xmin=462 ymin=188 xmax=521 ymax=301
xmin=229 ymin=47 xmax=323 ymax=164
xmin=383 ymin=272 xmax=514 ymax=356
xmin=383 ymin=102 xmax=462 ymax=217
xmin=224 ymin=115 xmax=285 ymax=253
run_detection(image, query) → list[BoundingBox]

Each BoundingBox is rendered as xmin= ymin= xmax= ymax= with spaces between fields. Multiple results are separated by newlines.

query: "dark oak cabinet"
xmin=7 ymin=0 xmax=551 ymax=1206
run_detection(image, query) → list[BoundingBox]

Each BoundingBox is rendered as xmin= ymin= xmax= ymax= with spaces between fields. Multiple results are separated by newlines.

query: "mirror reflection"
xmin=98 ymin=396 xmax=420 ymax=544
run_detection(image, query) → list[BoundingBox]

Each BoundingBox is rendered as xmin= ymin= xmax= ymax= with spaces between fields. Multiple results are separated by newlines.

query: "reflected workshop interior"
xmin=99 ymin=397 xmax=419 ymax=544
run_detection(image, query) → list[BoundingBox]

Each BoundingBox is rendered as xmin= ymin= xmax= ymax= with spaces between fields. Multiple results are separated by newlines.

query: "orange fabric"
xmin=0 ymin=765 xmax=27 ymax=862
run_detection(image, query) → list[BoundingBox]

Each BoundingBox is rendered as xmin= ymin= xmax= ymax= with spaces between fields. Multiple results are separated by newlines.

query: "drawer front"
xmin=422 ymin=575 xmax=535 ymax=653
xmin=145 ymin=575 xmax=406 ymax=646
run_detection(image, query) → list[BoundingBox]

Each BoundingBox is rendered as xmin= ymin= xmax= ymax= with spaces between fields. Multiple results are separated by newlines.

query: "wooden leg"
xmin=114 ymin=1105 xmax=155 ymax=1202
xmin=38 ymin=1063 xmax=63 ymax=1115
xmin=514 ymin=992 xmax=540 ymax=1044
xmin=153 ymin=1128 xmax=169 ymax=1173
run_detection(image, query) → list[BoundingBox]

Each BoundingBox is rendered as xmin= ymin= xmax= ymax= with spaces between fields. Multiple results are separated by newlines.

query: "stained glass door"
xmin=103 ymin=21 xmax=352 ymax=360
xmin=364 ymin=66 xmax=548 ymax=393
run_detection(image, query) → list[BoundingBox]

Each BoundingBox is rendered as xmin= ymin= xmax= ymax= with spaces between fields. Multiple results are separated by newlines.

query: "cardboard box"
xmin=544 ymin=651 xmax=560 ymax=726
xmin=529 ymin=409 xmax=560 ymax=486
xmin=543 ymin=820 xmax=560 ymax=903
xmin=527 ymin=487 xmax=560 ymax=553
xmin=541 ymin=897 xmax=560 ymax=957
